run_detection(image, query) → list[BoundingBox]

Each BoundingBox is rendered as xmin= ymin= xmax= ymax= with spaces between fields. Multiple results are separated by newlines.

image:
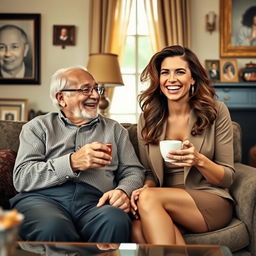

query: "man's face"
xmin=0 ymin=28 xmax=29 ymax=75
xmin=60 ymin=28 xmax=68 ymax=36
xmin=211 ymin=63 xmax=217 ymax=70
xmin=58 ymin=69 xmax=100 ymax=125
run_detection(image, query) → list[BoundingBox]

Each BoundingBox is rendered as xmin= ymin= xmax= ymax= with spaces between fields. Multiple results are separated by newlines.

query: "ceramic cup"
xmin=159 ymin=140 xmax=182 ymax=162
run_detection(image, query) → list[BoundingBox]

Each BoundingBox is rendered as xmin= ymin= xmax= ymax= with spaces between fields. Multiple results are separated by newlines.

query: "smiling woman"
xmin=159 ymin=56 xmax=195 ymax=105
xmin=130 ymin=45 xmax=235 ymax=246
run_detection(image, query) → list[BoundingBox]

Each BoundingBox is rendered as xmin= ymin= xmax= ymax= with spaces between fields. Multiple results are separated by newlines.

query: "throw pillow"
xmin=0 ymin=149 xmax=18 ymax=208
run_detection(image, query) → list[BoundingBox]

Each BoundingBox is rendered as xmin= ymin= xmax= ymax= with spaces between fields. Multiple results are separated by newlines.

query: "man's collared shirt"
xmin=13 ymin=112 xmax=145 ymax=196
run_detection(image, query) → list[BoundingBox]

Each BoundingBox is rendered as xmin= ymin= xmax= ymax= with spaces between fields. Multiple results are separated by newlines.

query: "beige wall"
xmin=0 ymin=0 xmax=254 ymax=115
xmin=0 ymin=0 xmax=89 ymax=112
xmin=191 ymin=0 xmax=219 ymax=61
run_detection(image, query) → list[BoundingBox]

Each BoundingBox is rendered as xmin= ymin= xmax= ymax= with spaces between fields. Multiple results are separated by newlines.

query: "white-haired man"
xmin=10 ymin=66 xmax=145 ymax=242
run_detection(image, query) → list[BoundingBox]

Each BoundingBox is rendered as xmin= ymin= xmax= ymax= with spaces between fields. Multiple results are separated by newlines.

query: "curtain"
xmin=89 ymin=0 xmax=132 ymax=108
xmin=144 ymin=0 xmax=191 ymax=52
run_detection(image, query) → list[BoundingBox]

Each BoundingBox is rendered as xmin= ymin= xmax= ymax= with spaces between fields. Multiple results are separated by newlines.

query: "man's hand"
xmin=70 ymin=142 xmax=112 ymax=171
xmin=97 ymin=189 xmax=130 ymax=213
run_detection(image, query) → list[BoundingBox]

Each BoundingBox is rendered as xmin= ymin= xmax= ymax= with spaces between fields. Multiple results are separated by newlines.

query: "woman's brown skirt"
xmin=186 ymin=189 xmax=233 ymax=231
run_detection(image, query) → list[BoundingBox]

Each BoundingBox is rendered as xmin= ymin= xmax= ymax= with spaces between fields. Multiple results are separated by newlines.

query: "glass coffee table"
xmin=15 ymin=242 xmax=233 ymax=256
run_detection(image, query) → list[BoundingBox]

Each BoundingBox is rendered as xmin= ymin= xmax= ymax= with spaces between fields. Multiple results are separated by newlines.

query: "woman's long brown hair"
xmin=139 ymin=45 xmax=217 ymax=144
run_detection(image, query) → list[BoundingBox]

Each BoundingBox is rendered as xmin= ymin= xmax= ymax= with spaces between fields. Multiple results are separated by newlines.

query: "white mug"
xmin=159 ymin=140 xmax=182 ymax=162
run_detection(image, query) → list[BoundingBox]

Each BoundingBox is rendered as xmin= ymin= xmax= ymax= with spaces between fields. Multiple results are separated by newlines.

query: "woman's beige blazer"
xmin=137 ymin=101 xmax=235 ymax=201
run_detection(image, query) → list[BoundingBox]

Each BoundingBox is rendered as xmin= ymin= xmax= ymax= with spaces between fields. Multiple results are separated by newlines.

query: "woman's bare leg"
xmin=131 ymin=219 xmax=146 ymax=243
xmin=137 ymin=187 xmax=208 ymax=244
xmin=131 ymin=216 xmax=185 ymax=244
xmin=173 ymin=224 xmax=185 ymax=245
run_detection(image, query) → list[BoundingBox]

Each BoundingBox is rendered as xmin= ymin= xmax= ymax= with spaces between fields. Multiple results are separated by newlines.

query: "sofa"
xmin=0 ymin=119 xmax=256 ymax=255
xmin=249 ymin=145 xmax=256 ymax=168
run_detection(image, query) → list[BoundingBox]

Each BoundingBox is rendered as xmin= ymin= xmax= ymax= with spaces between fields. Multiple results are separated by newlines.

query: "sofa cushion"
xmin=232 ymin=121 xmax=242 ymax=163
xmin=0 ymin=120 xmax=25 ymax=152
xmin=0 ymin=149 xmax=17 ymax=208
xmin=184 ymin=218 xmax=249 ymax=252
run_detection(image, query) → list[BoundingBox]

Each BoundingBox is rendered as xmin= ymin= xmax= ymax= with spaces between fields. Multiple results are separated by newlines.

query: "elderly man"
xmin=10 ymin=66 xmax=145 ymax=242
xmin=0 ymin=24 xmax=32 ymax=78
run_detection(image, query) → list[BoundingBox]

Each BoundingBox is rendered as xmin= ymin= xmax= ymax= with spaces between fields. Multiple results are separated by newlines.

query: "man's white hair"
xmin=49 ymin=65 xmax=88 ymax=109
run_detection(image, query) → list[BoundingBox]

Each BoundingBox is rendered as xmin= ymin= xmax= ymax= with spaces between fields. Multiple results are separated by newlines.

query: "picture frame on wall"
xmin=205 ymin=60 xmax=220 ymax=82
xmin=220 ymin=59 xmax=239 ymax=82
xmin=53 ymin=25 xmax=75 ymax=49
xmin=0 ymin=13 xmax=41 ymax=85
xmin=220 ymin=0 xmax=256 ymax=57
xmin=0 ymin=98 xmax=28 ymax=121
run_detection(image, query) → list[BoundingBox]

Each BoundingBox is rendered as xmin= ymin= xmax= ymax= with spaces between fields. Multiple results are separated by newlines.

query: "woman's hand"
xmin=130 ymin=185 xmax=148 ymax=218
xmin=167 ymin=140 xmax=202 ymax=167
xmin=168 ymin=140 xmax=226 ymax=185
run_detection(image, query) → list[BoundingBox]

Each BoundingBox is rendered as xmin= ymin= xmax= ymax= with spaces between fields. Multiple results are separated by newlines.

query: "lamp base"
xmin=99 ymin=94 xmax=110 ymax=116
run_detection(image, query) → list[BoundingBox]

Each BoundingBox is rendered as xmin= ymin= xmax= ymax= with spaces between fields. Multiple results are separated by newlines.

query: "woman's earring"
xmin=189 ymin=84 xmax=195 ymax=96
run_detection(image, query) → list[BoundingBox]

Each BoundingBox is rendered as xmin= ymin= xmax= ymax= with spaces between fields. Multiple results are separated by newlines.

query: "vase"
xmin=241 ymin=62 xmax=256 ymax=82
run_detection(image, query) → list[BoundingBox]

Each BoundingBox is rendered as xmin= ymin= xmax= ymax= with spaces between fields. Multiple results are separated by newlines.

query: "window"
xmin=109 ymin=0 xmax=153 ymax=123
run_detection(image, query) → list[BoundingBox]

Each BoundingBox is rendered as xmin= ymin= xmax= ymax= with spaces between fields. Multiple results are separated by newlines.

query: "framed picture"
xmin=220 ymin=0 xmax=256 ymax=57
xmin=53 ymin=25 xmax=75 ymax=48
xmin=0 ymin=98 xmax=28 ymax=121
xmin=205 ymin=60 xmax=220 ymax=82
xmin=220 ymin=59 xmax=239 ymax=82
xmin=0 ymin=13 xmax=41 ymax=84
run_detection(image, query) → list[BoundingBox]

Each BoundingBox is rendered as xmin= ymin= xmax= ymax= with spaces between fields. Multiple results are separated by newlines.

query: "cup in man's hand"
xmin=105 ymin=144 xmax=112 ymax=156
xmin=159 ymin=140 xmax=182 ymax=162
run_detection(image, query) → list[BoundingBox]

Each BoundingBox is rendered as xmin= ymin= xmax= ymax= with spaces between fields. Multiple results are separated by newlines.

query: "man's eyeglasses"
xmin=61 ymin=87 xmax=104 ymax=95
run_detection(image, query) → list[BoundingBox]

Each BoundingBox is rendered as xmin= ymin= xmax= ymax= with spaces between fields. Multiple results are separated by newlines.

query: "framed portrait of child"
xmin=220 ymin=59 xmax=239 ymax=82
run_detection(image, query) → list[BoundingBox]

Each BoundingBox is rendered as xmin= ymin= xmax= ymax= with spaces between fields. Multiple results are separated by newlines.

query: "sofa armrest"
xmin=231 ymin=163 xmax=256 ymax=254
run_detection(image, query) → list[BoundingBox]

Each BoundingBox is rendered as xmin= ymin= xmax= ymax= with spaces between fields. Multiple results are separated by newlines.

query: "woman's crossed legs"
xmin=132 ymin=187 xmax=208 ymax=244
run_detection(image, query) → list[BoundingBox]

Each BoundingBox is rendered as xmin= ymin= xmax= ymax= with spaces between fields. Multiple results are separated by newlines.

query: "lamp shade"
xmin=87 ymin=53 xmax=124 ymax=88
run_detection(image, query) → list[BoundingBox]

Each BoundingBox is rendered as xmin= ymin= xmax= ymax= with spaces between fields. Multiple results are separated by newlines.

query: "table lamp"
xmin=87 ymin=53 xmax=124 ymax=116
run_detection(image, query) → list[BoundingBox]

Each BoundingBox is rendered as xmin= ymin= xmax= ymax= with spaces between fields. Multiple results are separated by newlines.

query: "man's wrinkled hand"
xmin=70 ymin=142 xmax=112 ymax=171
xmin=97 ymin=189 xmax=130 ymax=213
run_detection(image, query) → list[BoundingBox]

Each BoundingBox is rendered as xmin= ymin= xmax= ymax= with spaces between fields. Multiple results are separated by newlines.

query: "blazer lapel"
xmin=148 ymin=121 xmax=167 ymax=186
xmin=184 ymin=110 xmax=207 ymax=181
